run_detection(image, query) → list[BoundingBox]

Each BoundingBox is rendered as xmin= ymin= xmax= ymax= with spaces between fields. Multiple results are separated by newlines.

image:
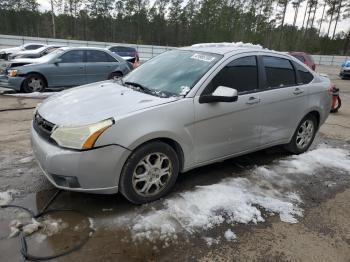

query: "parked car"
xmin=0 ymin=43 xmax=45 ymax=60
xmin=31 ymin=43 xmax=331 ymax=204
xmin=107 ymin=45 xmax=140 ymax=68
xmin=8 ymin=44 xmax=65 ymax=60
xmin=289 ymin=51 xmax=316 ymax=71
xmin=339 ymin=60 xmax=350 ymax=79
xmin=2 ymin=47 xmax=132 ymax=92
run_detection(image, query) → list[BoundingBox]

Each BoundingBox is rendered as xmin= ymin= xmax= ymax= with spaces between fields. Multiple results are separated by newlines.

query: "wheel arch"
xmin=305 ymin=110 xmax=320 ymax=129
xmin=21 ymin=72 xmax=48 ymax=91
xmin=129 ymin=137 xmax=185 ymax=173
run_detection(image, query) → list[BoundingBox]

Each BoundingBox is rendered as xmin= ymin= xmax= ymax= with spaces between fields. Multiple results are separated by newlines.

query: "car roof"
xmin=180 ymin=42 xmax=284 ymax=56
xmin=289 ymin=51 xmax=309 ymax=55
xmin=58 ymin=46 xmax=111 ymax=52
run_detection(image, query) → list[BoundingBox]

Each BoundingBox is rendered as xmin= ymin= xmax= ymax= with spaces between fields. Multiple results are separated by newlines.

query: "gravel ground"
xmin=0 ymin=65 xmax=349 ymax=262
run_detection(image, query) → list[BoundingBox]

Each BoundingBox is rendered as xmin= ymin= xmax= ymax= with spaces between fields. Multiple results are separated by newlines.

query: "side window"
xmin=25 ymin=45 xmax=42 ymax=50
xmin=86 ymin=50 xmax=116 ymax=62
xmin=59 ymin=50 xmax=84 ymax=63
xmin=294 ymin=62 xmax=314 ymax=84
xmin=263 ymin=56 xmax=296 ymax=88
xmin=204 ymin=56 xmax=258 ymax=95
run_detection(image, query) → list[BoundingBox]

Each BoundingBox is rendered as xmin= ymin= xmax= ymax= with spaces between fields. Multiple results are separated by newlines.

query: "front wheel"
xmin=22 ymin=74 xmax=46 ymax=93
xmin=119 ymin=141 xmax=179 ymax=204
xmin=285 ymin=114 xmax=317 ymax=154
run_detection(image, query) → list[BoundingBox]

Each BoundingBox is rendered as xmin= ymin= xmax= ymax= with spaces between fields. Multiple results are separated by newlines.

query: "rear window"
xmin=263 ymin=56 xmax=296 ymax=88
xmin=25 ymin=45 xmax=43 ymax=50
xmin=294 ymin=62 xmax=314 ymax=84
xmin=110 ymin=46 xmax=136 ymax=53
xmin=291 ymin=54 xmax=305 ymax=62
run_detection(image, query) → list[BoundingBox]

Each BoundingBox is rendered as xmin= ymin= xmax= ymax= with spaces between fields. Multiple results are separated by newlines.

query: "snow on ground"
xmin=5 ymin=92 xmax=57 ymax=98
xmin=224 ymin=229 xmax=237 ymax=241
xmin=0 ymin=190 xmax=17 ymax=206
xmin=108 ymin=145 xmax=350 ymax=246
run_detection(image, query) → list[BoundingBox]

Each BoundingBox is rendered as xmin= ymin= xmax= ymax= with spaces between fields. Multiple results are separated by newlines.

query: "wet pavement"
xmin=1 ymin=65 xmax=350 ymax=261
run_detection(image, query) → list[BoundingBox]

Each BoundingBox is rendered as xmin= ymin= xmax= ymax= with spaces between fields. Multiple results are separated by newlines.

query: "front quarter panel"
xmin=95 ymin=98 xmax=195 ymax=170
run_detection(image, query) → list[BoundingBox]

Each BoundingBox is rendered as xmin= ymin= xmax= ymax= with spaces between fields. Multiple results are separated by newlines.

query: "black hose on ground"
xmin=0 ymin=107 xmax=36 ymax=112
xmin=0 ymin=190 xmax=94 ymax=261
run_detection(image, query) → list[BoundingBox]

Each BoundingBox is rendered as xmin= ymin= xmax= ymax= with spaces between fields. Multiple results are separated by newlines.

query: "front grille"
xmin=33 ymin=112 xmax=56 ymax=143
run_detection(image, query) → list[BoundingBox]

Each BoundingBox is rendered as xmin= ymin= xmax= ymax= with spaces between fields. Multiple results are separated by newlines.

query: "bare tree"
xmin=318 ymin=0 xmax=327 ymax=35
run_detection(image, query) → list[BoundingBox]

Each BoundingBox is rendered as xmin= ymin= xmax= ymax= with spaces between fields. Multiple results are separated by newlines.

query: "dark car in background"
xmin=107 ymin=45 xmax=140 ymax=68
xmin=2 ymin=47 xmax=132 ymax=92
xmin=289 ymin=52 xmax=316 ymax=71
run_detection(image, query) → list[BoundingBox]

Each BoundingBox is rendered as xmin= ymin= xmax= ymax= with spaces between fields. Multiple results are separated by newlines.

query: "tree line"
xmin=0 ymin=0 xmax=349 ymax=55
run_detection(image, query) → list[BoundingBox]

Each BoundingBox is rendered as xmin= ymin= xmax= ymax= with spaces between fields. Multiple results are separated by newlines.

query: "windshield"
xmin=122 ymin=50 xmax=222 ymax=97
xmin=344 ymin=61 xmax=350 ymax=67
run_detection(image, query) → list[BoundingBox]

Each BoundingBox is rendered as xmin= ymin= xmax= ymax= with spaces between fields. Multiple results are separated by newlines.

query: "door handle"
xmin=293 ymin=88 xmax=304 ymax=95
xmin=246 ymin=96 xmax=260 ymax=105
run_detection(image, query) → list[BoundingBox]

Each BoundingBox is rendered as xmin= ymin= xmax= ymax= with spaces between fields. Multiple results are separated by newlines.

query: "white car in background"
xmin=0 ymin=43 xmax=45 ymax=60
xmin=8 ymin=45 xmax=65 ymax=60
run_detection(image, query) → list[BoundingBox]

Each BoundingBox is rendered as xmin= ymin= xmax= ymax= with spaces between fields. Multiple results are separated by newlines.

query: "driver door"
xmin=193 ymin=55 xmax=263 ymax=164
xmin=44 ymin=50 xmax=86 ymax=87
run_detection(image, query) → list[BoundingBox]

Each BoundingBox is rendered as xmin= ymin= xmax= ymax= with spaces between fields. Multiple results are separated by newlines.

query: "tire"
xmin=285 ymin=114 xmax=317 ymax=154
xmin=119 ymin=141 xmax=179 ymax=204
xmin=22 ymin=74 xmax=46 ymax=93
xmin=108 ymin=71 xmax=122 ymax=80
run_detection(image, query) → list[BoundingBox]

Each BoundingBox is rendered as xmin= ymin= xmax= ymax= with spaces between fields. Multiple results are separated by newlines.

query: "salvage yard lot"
xmin=0 ymin=65 xmax=350 ymax=261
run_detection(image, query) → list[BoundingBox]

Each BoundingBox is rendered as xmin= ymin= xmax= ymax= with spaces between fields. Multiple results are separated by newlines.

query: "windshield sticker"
xmin=190 ymin=53 xmax=215 ymax=62
xmin=179 ymin=86 xmax=191 ymax=96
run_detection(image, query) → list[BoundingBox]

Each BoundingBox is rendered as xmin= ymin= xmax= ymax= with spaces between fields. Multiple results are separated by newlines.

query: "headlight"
xmin=50 ymin=118 xmax=114 ymax=150
xmin=7 ymin=69 xmax=17 ymax=77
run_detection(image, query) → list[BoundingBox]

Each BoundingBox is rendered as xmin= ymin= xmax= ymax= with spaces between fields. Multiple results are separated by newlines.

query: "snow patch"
xmin=0 ymin=190 xmax=17 ymax=206
xmin=192 ymin=42 xmax=263 ymax=49
xmin=224 ymin=229 xmax=237 ymax=241
xmin=203 ymin=237 xmax=220 ymax=246
xmin=113 ymin=146 xmax=350 ymax=245
xmin=5 ymin=92 xmax=57 ymax=98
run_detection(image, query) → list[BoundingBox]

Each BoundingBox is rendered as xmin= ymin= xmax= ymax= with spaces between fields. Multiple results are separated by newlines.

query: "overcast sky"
xmin=38 ymin=0 xmax=349 ymax=36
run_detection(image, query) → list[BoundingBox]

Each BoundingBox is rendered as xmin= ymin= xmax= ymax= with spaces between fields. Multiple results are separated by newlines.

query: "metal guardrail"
xmin=0 ymin=34 xmax=175 ymax=61
xmin=0 ymin=34 xmax=349 ymax=65
xmin=312 ymin=55 xmax=349 ymax=66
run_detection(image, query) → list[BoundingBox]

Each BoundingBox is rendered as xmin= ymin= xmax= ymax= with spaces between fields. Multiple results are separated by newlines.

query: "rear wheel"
xmin=22 ymin=74 xmax=46 ymax=93
xmin=119 ymin=141 xmax=179 ymax=204
xmin=285 ymin=114 xmax=317 ymax=154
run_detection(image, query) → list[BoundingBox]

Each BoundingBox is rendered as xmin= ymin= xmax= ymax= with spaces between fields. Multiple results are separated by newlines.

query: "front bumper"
xmin=0 ymin=74 xmax=25 ymax=91
xmin=31 ymin=125 xmax=131 ymax=194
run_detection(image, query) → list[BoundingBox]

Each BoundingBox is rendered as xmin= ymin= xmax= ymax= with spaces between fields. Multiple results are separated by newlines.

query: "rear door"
xmin=85 ymin=50 xmax=119 ymax=83
xmin=45 ymin=50 xmax=85 ymax=87
xmin=193 ymin=55 xmax=263 ymax=163
xmin=258 ymin=55 xmax=309 ymax=146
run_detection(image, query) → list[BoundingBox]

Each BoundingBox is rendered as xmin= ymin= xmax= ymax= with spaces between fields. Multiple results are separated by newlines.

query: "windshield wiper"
xmin=124 ymin=81 xmax=154 ymax=95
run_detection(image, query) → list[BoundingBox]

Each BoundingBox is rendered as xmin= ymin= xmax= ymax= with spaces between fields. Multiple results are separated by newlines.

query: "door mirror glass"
xmin=199 ymin=86 xmax=238 ymax=104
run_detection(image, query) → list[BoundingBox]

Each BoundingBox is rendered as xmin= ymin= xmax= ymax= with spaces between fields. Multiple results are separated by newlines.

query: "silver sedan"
xmin=31 ymin=43 xmax=331 ymax=204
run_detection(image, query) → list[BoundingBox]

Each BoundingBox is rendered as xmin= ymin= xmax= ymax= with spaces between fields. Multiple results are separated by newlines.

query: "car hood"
xmin=37 ymin=81 xmax=179 ymax=126
xmin=0 ymin=46 xmax=22 ymax=54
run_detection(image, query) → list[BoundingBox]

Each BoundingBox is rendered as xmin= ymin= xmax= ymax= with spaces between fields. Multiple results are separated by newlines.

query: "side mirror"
xmin=53 ymin=58 xmax=62 ymax=65
xmin=199 ymin=86 xmax=238 ymax=104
